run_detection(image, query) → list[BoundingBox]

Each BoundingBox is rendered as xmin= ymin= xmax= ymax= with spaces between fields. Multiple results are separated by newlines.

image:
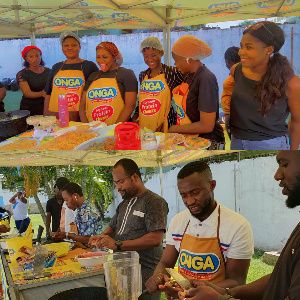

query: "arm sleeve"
xmin=44 ymin=67 xmax=56 ymax=95
xmin=288 ymin=249 xmax=300 ymax=299
xmin=46 ymin=200 xmax=52 ymax=214
xmin=134 ymin=71 xmax=146 ymax=116
xmin=16 ymin=70 xmax=27 ymax=84
xmin=221 ymin=75 xmax=235 ymax=115
xmin=83 ymin=72 xmax=98 ymax=91
xmin=144 ymin=196 xmax=169 ymax=233
xmin=198 ymin=72 xmax=219 ymax=113
xmin=226 ymin=219 xmax=254 ymax=260
xmin=83 ymin=61 xmax=99 ymax=80
xmin=122 ymin=69 xmax=138 ymax=93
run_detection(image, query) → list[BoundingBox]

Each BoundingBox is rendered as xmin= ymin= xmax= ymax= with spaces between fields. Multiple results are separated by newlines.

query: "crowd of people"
xmin=1 ymin=20 xmax=297 ymax=150
xmin=0 ymin=151 xmax=299 ymax=300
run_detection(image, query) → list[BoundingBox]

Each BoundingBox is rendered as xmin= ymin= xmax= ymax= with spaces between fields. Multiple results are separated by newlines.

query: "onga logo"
xmin=258 ymin=0 xmax=295 ymax=9
xmin=92 ymin=105 xmax=114 ymax=122
xmin=54 ymin=77 xmax=84 ymax=88
xmin=175 ymin=104 xmax=185 ymax=119
xmin=179 ymin=251 xmax=220 ymax=274
xmin=140 ymin=80 xmax=165 ymax=93
xmin=208 ymin=2 xmax=240 ymax=13
xmin=88 ymin=87 xmax=117 ymax=101
xmin=140 ymin=99 xmax=161 ymax=116
xmin=8 ymin=249 xmax=15 ymax=256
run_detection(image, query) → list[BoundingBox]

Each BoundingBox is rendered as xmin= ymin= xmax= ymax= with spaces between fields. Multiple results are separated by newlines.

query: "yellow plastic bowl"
xmin=43 ymin=242 xmax=71 ymax=258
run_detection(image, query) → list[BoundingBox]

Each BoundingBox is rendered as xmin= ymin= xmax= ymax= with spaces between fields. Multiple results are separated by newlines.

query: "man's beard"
xmin=286 ymin=174 xmax=300 ymax=208
xmin=120 ymin=186 xmax=138 ymax=200
xmin=189 ymin=196 xmax=213 ymax=220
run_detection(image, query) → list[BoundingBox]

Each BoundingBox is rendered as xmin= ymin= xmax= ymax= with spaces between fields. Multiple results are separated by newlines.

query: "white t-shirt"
xmin=166 ymin=202 xmax=254 ymax=260
xmin=62 ymin=202 xmax=76 ymax=232
xmin=13 ymin=198 xmax=29 ymax=221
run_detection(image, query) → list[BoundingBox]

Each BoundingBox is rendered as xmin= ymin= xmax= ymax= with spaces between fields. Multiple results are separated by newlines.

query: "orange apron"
xmin=86 ymin=69 xmax=124 ymax=125
xmin=173 ymin=72 xmax=198 ymax=125
xmin=49 ymin=61 xmax=85 ymax=112
xmin=139 ymin=73 xmax=171 ymax=132
xmin=178 ymin=206 xmax=226 ymax=283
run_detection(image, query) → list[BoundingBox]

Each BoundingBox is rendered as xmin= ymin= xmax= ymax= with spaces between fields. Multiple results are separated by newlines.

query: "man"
xmin=0 ymin=206 xmax=11 ymax=233
xmin=178 ymin=150 xmax=300 ymax=300
xmin=89 ymin=158 xmax=169 ymax=300
xmin=45 ymin=177 xmax=70 ymax=240
xmin=9 ymin=188 xmax=30 ymax=233
xmin=145 ymin=161 xmax=254 ymax=299
xmin=52 ymin=182 xmax=103 ymax=244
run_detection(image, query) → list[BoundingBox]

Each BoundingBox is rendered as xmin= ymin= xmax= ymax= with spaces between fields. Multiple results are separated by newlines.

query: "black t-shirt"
xmin=262 ymin=223 xmax=300 ymax=300
xmin=0 ymin=207 xmax=6 ymax=214
xmin=184 ymin=65 xmax=224 ymax=142
xmin=45 ymin=60 xmax=99 ymax=95
xmin=16 ymin=67 xmax=51 ymax=116
xmin=0 ymin=83 xmax=4 ymax=88
xmin=84 ymin=67 xmax=138 ymax=101
xmin=46 ymin=197 xmax=63 ymax=232
xmin=230 ymin=63 xmax=289 ymax=140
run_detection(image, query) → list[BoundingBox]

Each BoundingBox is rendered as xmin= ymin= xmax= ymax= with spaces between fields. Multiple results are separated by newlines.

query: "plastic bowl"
xmin=77 ymin=251 xmax=108 ymax=268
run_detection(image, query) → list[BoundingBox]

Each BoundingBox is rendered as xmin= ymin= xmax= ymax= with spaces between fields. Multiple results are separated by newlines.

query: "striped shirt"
xmin=135 ymin=64 xmax=183 ymax=128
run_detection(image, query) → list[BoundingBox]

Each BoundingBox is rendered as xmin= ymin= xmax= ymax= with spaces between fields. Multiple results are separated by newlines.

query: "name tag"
xmin=133 ymin=210 xmax=145 ymax=218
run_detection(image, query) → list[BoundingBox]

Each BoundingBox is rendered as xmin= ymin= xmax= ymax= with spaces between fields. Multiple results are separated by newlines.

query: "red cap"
xmin=21 ymin=46 xmax=42 ymax=60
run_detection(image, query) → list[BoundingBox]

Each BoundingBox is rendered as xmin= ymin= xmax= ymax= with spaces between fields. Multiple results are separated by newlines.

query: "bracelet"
xmin=66 ymin=232 xmax=69 ymax=239
xmin=225 ymin=288 xmax=232 ymax=296
xmin=219 ymin=295 xmax=232 ymax=300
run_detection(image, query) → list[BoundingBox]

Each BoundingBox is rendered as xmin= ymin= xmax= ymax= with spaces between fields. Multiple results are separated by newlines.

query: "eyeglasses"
xmin=244 ymin=22 xmax=275 ymax=40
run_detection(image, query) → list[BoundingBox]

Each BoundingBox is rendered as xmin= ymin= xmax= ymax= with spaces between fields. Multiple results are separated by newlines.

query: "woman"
xmin=44 ymin=31 xmax=98 ymax=122
xmin=132 ymin=37 xmax=183 ymax=132
xmin=17 ymin=46 xmax=50 ymax=116
xmin=169 ymin=35 xmax=224 ymax=144
xmin=230 ymin=21 xmax=300 ymax=150
xmin=79 ymin=42 xmax=138 ymax=125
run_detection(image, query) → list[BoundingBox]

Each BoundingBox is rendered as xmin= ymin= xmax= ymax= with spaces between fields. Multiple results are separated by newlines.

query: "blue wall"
xmin=0 ymin=24 xmax=299 ymax=103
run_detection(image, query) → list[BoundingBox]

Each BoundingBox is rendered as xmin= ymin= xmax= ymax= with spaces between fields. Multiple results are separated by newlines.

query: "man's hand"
xmin=51 ymin=232 xmax=66 ymax=241
xmin=0 ymin=225 xmax=10 ymax=233
xmin=89 ymin=235 xmax=117 ymax=250
xmin=145 ymin=273 xmax=170 ymax=294
xmin=178 ymin=285 xmax=223 ymax=300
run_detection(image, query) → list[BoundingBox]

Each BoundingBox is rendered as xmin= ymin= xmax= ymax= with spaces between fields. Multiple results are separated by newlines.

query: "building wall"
xmin=0 ymin=24 xmax=299 ymax=102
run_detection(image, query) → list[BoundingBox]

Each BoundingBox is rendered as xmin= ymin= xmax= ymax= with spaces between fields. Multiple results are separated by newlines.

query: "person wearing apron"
xmin=168 ymin=35 xmax=224 ymax=144
xmin=145 ymin=161 xmax=254 ymax=299
xmin=79 ymin=42 xmax=138 ymax=124
xmin=132 ymin=37 xmax=183 ymax=132
xmin=44 ymin=31 xmax=99 ymax=122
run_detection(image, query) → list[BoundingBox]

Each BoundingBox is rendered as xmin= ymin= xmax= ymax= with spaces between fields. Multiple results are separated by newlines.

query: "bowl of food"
xmin=77 ymin=251 xmax=108 ymax=268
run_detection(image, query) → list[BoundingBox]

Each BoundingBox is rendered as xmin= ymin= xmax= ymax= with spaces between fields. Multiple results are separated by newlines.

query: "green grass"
xmin=3 ymin=90 xmax=22 ymax=111
xmin=160 ymin=249 xmax=273 ymax=300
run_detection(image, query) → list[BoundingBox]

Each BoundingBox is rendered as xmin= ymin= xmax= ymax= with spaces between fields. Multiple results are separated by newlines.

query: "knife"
xmin=165 ymin=268 xmax=191 ymax=290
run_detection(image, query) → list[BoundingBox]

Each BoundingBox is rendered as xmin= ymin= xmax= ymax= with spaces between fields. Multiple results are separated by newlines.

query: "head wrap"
xmin=172 ymin=35 xmax=212 ymax=61
xmin=243 ymin=21 xmax=284 ymax=53
xmin=140 ymin=37 xmax=163 ymax=52
xmin=21 ymin=46 xmax=42 ymax=60
xmin=60 ymin=31 xmax=81 ymax=45
xmin=96 ymin=42 xmax=123 ymax=66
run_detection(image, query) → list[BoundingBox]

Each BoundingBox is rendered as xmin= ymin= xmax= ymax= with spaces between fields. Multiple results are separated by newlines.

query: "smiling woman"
xmin=43 ymin=31 xmax=99 ymax=122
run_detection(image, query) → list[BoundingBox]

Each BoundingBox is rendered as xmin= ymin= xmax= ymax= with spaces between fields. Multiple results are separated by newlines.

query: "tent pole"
xmin=167 ymin=23 xmax=171 ymax=66
xmin=163 ymin=27 xmax=167 ymax=65
xmin=30 ymin=25 xmax=35 ymax=46
xmin=159 ymin=160 xmax=164 ymax=197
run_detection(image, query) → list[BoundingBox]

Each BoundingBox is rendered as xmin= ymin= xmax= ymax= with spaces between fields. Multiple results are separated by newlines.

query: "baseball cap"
xmin=60 ymin=31 xmax=81 ymax=45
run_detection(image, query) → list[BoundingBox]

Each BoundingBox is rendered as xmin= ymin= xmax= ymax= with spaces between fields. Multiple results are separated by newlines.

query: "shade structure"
xmin=0 ymin=0 xmax=299 ymax=38
xmin=0 ymin=150 xmax=237 ymax=167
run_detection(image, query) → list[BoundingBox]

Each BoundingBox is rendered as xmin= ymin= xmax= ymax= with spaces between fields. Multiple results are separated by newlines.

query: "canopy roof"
xmin=0 ymin=0 xmax=299 ymax=38
xmin=0 ymin=150 xmax=236 ymax=167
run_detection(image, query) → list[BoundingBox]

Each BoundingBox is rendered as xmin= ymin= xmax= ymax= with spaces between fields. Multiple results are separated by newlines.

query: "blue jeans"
xmin=15 ymin=217 xmax=30 ymax=233
xmin=231 ymin=135 xmax=290 ymax=150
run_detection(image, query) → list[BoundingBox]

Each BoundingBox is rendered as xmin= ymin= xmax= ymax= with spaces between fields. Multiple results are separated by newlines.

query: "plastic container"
xmin=58 ymin=95 xmax=69 ymax=128
xmin=114 ymin=123 xmax=141 ymax=150
xmin=103 ymin=251 xmax=142 ymax=300
xmin=141 ymin=131 xmax=157 ymax=150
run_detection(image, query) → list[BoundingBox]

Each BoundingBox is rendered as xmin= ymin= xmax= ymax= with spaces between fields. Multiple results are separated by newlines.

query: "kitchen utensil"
xmin=165 ymin=268 xmax=191 ymax=290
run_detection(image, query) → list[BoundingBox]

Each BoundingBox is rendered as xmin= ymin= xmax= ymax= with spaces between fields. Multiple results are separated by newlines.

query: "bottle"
xmin=58 ymin=95 xmax=69 ymax=128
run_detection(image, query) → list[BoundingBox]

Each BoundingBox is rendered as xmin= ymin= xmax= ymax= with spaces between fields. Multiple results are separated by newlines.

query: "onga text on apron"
xmin=49 ymin=61 xmax=85 ymax=112
xmin=139 ymin=72 xmax=171 ymax=132
xmin=178 ymin=206 xmax=226 ymax=283
xmin=86 ymin=69 xmax=124 ymax=125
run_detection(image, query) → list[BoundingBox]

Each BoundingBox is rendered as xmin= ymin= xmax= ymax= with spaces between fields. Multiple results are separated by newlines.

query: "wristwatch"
xmin=225 ymin=288 xmax=232 ymax=296
xmin=115 ymin=240 xmax=123 ymax=250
